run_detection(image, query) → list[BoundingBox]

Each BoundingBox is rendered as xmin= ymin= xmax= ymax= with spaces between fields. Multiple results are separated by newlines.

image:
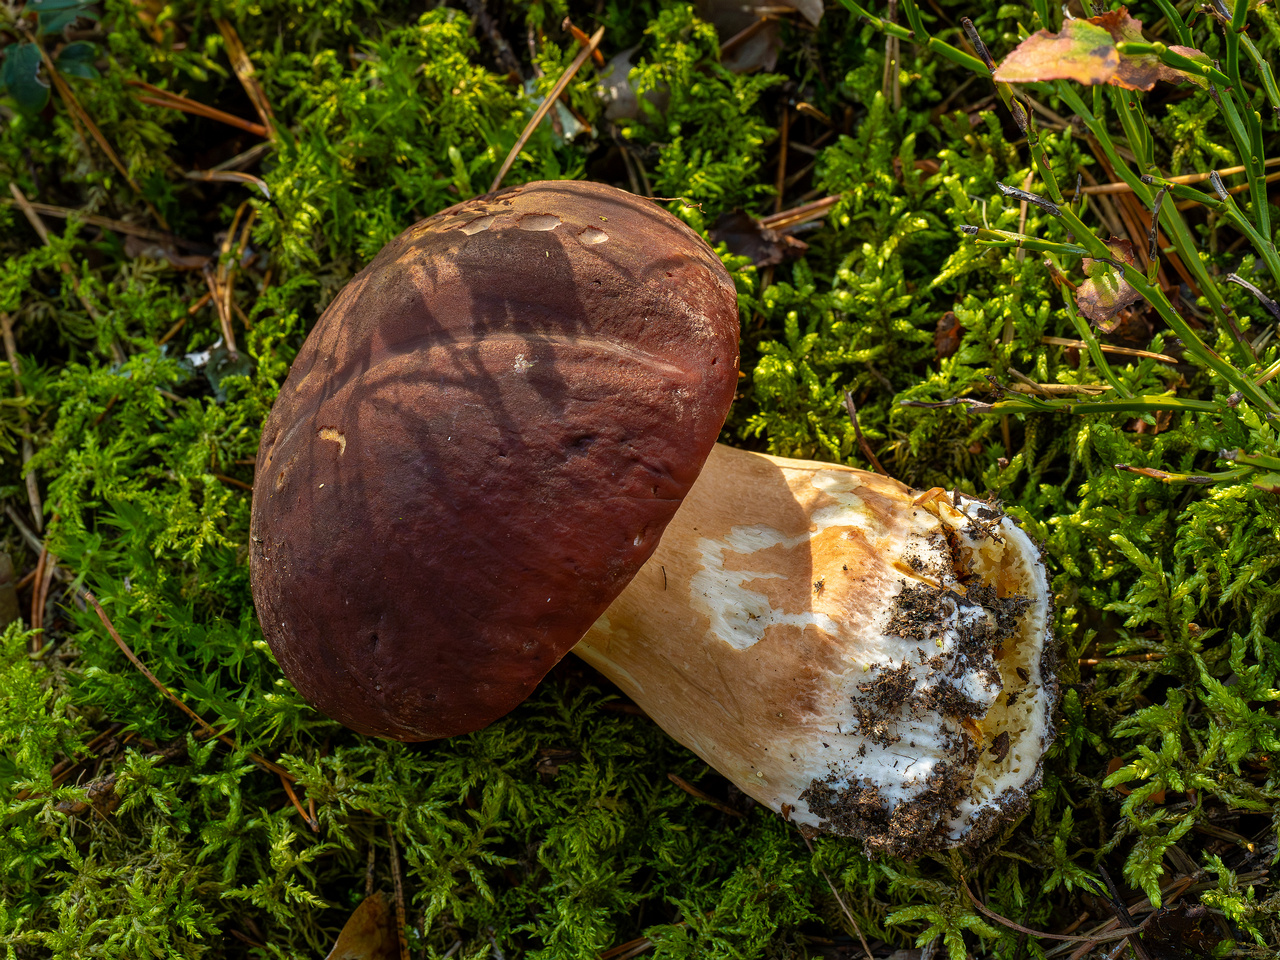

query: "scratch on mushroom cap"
xmin=575 ymin=444 xmax=1056 ymax=859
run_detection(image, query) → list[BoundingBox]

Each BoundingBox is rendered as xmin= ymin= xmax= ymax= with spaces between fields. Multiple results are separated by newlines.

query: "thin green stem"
xmin=1151 ymin=0 xmax=1194 ymax=47
xmin=835 ymin=0 xmax=990 ymax=75
xmin=898 ymin=0 xmax=927 ymax=43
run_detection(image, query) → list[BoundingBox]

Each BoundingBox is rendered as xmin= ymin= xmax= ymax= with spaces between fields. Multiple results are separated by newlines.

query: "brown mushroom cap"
xmin=249 ymin=181 xmax=740 ymax=740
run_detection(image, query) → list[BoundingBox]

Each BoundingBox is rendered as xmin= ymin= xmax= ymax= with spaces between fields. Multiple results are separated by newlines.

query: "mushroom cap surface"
xmin=250 ymin=181 xmax=740 ymax=740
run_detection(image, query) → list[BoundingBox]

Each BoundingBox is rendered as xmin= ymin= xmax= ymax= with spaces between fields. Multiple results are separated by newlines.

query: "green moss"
xmin=2 ymin=0 xmax=1279 ymax=956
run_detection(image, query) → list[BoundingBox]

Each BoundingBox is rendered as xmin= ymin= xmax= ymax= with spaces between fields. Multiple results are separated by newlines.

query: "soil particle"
xmin=799 ymin=761 xmax=970 ymax=859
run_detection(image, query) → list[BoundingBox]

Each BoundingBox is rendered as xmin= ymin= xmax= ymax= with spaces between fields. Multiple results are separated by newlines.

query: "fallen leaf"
xmin=993 ymin=19 xmax=1119 ymax=86
xmin=1076 ymin=237 xmax=1143 ymax=330
xmin=325 ymin=893 xmax=399 ymax=960
xmin=934 ymin=311 xmax=963 ymax=359
xmin=1089 ymin=9 xmax=1207 ymax=90
xmin=1142 ymin=902 xmax=1223 ymax=959
xmin=708 ymin=210 xmax=808 ymax=267
xmin=994 ymin=9 xmax=1210 ymax=90
xmin=697 ymin=0 xmax=823 ymax=73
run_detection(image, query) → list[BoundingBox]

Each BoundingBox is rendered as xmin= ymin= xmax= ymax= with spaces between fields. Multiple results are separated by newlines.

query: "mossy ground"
xmin=1 ymin=0 xmax=1279 ymax=957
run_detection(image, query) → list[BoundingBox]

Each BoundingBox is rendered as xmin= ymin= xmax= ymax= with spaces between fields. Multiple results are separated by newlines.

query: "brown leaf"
xmin=325 ymin=893 xmax=400 ymax=960
xmin=1089 ymin=9 xmax=1208 ymax=90
xmin=697 ymin=0 xmax=822 ymax=73
xmin=1076 ymin=237 xmax=1143 ymax=330
xmin=708 ymin=210 xmax=808 ymax=267
xmin=993 ymin=19 xmax=1118 ymax=85
xmin=934 ymin=311 xmax=964 ymax=359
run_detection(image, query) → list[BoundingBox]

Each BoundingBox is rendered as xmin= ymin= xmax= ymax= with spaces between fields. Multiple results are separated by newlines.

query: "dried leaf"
xmin=1089 ymin=9 xmax=1207 ymax=90
xmin=1076 ymin=238 xmax=1143 ymax=330
xmin=708 ymin=209 xmax=808 ymax=267
xmin=1142 ymin=902 xmax=1223 ymax=959
xmin=993 ymin=19 xmax=1119 ymax=86
xmin=934 ymin=311 xmax=964 ymax=359
xmin=325 ymin=893 xmax=399 ymax=960
xmin=697 ymin=0 xmax=822 ymax=73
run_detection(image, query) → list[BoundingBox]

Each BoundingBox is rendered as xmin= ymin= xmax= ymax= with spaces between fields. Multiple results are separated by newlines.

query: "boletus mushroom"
xmin=251 ymin=180 xmax=1056 ymax=858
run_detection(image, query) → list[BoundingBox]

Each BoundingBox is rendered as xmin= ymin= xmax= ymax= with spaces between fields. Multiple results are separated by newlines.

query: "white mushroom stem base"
xmin=574 ymin=444 xmax=1055 ymax=859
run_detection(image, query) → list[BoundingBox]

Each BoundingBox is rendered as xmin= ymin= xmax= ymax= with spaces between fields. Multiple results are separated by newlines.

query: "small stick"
xmin=214 ymin=473 xmax=253 ymax=491
xmin=1040 ymin=337 xmax=1179 ymax=364
xmin=844 ymin=391 xmax=888 ymax=475
xmin=0 ymin=199 xmax=193 ymax=246
xmin=365 ymin=843 xmax=376 ymax=897
xmin=961 ymin=881 xmax=1141 ymax=943
xmin=387 ymin=826 xmax=411 ymax=960
xmin=279 ymin=772 xmax=318 ymax=831
xmin=759 ymin=194 xmax=840 ymax=229
xmin=1 ymin=313 xmax=43 ymax=530
xmin=1082 ymin=157 xmax=1280 ymax=195
xmin=719 ymin=17 xmax=773 ymax=59
xmin=563 ymin=18 xmax=605 ymax=67
xmin=794 ymin=102 xmax=834 ymax=127
xmin=490 ymin=27 xmax=605 ymax=193
xmin=30 ymin=543 xmax=49 ymax=643
xmin=666 ymin=773 xmax=743 ymax=817
xmin=28 ymin=41 xmax=169 ymax=230
xmin=4 ymin=504 xmax=44 ymax=554
xmin=84 ymin=592 xmax=295 ymax=781
xmin=799 ymin=832 xmax=874 ymax=960
xmin=774 ymin=104 xmax=790 ymax=214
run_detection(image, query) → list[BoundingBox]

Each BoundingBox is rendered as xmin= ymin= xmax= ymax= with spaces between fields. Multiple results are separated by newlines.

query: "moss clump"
xmin=2 ymin=0 xmax=1279 ymax=956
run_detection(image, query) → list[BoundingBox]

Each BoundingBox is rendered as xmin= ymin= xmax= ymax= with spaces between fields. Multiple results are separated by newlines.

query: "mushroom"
xmin=575 ymin=445 xmax=1056 ymax=858
xmin=250 ymin=181 xmax=1057 ymax=857
xmin=250 ymin=180 xmax=741 ymax=741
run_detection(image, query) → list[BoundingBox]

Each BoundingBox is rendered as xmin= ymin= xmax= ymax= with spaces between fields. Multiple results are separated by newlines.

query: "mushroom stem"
xmin=574 ymin=444 xmax=1056 ymax=858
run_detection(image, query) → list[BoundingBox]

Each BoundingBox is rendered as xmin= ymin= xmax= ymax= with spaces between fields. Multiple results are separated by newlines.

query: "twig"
xmin=799 ymin=832 xmax=874 ymax=960
xmin=27 ymin=38 xmax=169 ymax=230
xmin=720 ymin=17 xmax=774 ymax=59
xmin=30 ymin=542 xmax=48 ymax=644
xmin=1083 ymin=156 xmax=1280 ymax=195
xmin=490 ymin=27 xmax=605 ymax=193
xmin=279 ymin=772 xmax=318 ymax=831
xmin=1040 ymin=337 xmax=1180 ymax=364
xmin=127 ymin=80 xmax=270 ymax=138
xmin=216 ymin=19 xmax=276 ymax=138
xmin=83 ymin=592 xmax=295 ymax=781
xmin=1 ymin=312 xmax=42 ymax=530
xmin=961 ymin=881 xmax=1141 ymax=944
xmin=9 ymin=183 xmax=124 ymax=365
xmin=387 ymin=826 xmax=410 ymax=960
xmin=775 ymin=103 xmax=790 ymax=214
xmin=844 ymin=391 xmax=888 ymax=475
xmin=564 ymin=17 xmax=606 ymax=67
xmin=0 ymin=199 xmax=198 ymax=247
xmin=759 ymin=195 xmax=840 ymax=230
xmin=184 ymin=168 xmax=271 ymax=199
xmin=666 ymin=773 xmax=744 ymax=817
xmin=4 ymin=505 xmax=45 ymax=554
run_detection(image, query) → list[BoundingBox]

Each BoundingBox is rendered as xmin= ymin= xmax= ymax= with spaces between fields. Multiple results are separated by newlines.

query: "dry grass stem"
xmin=387 ymin=826 xmax=410 ymax=960
xmin=84 ymin=592 xmax=296 ymax=781
xmin=490 ymin=26 xmax=604 ymax=192
xmin=128 ymin=79 xmax=270 ymax=137
xmin=665 ymin=773 xmax=743 ymax=817
xmin=1041 ymin=337 xmax=1180 ymax=364
xmin=217 ymin=19 xmax=276 ymax=137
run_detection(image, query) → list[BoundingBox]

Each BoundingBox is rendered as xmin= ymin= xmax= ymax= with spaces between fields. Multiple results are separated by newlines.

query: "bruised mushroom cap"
xmin=250 ymin=181 xmax=740 ymax=741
